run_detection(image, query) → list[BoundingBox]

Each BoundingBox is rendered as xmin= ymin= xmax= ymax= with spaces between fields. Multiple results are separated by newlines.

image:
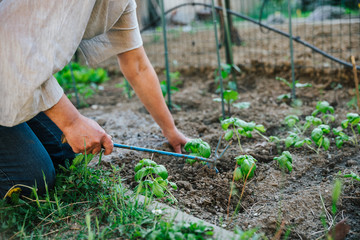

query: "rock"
xmin=307 ymin=6 xmax=345 ymax=21
xmin=346 ymin=160 xmax=357 ymax=167
xmin=96 ymin=117 xmax=107 ymax=126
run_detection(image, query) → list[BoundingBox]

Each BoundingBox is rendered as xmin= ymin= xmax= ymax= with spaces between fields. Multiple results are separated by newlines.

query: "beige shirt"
xmin=0 ymin=0 xmax=142 ymax=127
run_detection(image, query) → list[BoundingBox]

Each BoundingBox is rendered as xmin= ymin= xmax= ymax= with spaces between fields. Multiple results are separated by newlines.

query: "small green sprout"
xmin=341 ymin=112 xmax=360 ymax=146
xmin=233 ymin=155 xmax=257 ymax=181
xmin=312 ymin=101 xmax=335 ymax=124
xmin=274 ymin=151 xmax=293 ymax=172
xmin=184 ymin=139 xmax=211 ymax=165
xmin=221 ymin=117 xmax=266 ymax=152
xmin=343 ymin=172 xmax=360 ymax=182
xmin=311 ymin=124 xmax=331 ymax=152
xmin=214 ymin=90 xmax=250 ymax=116
xmin=332 ymin=179 xmax=342 ymax=215
xmin=333 ymin=127 xmax=350 ymax=148
xmin=134 ymin=159 xmax=177 ymax=202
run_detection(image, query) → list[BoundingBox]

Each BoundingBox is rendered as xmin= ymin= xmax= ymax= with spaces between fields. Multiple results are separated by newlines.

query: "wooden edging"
xmin=134 ymin=193 xmax=235 ymax=239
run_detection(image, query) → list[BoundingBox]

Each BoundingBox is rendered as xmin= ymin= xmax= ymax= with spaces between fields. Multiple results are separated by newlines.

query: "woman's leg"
xmin=0 ymin=113 xmax=75 ymax=198
xmin=27 ymin=112 xmax=75 ymax=168
xmin=0 ymin=123 xmax=56 ymax=197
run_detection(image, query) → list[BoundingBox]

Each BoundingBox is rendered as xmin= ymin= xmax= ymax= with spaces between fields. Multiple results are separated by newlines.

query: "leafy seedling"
xmin=134 ymin=159 xmax=177 ymax=202
xmin=221 ymin=117 xmax=267 ymax=152
xmin=333 ymin=127 xmax=350 ymax=148
xmin=274 ymin=151 xmax=293 ymax=172
xmin=312 ymin=101 xmax=335 ymax=124
xmin=276 ymin=77 xmax=311 ymax=104
xmin=233 ymin=155 xmax=257 ymax=181
xmin=341 ymin=112 xmax=360 ymax=146
xmin=311 ymin=124 xmax=331 ymax=153
xmin=214 ymin=90 xmax=250 ymax=117
xmin=184 ymin=139 xmax=211 ymax=165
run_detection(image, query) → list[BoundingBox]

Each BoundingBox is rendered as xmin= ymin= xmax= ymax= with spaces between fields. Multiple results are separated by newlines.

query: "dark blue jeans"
xmin=0 ymin=113 xmax=75 ymax=198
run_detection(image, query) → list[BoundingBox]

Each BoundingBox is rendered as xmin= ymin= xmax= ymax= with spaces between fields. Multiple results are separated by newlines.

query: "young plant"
xmin=274 ymin=151 xmax=293 ymax=173
xmin=276 ymin=76 xmax=312 ymax=102
xmin=115 ymin=78 xmax=134 ymax=99
xmin=340 ymin=112 xmax=360 ymax=146
xmin=184 ymin=139 xmax=211 ymax=165
xmin=134 ymin=159 xmax=177 ymax=202
xmin=213 ymin=90 xmax=251 ymax=117
xmin=221 ymin=117 xmax=266 ymax=152
xmin=311 ymin=124 xmax=331 ymax=153
xmin=233 ymin=155 xmax=257 ymax=181
xmin=332 ymin=127 xmax=350 ymax=148
xmin=312 ymin=101 xmax=335 ymax=124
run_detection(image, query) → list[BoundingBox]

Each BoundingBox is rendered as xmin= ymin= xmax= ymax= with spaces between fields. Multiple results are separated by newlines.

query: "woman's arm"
xmin=44 ymin=94 xmax=113 ymax=155
xmin=117 ymin=47 xmax=188 ymax=153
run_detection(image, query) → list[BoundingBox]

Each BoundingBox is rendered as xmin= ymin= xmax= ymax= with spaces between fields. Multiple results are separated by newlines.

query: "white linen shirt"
xmin=0 ymin=0 xmax=142 ymax=127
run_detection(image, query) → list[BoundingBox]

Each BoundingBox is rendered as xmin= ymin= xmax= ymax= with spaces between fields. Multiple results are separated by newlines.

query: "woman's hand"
xmin=162 ymin=127 xmax=189 ymax=153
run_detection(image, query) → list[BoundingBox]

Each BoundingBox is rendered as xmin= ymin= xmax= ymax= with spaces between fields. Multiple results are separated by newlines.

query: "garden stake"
xmin=350 ymin=56 xmax=360 ymax=109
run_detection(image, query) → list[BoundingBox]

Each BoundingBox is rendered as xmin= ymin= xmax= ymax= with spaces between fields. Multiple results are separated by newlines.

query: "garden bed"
xmin=81 ymin=67 xmax=360 ymax=239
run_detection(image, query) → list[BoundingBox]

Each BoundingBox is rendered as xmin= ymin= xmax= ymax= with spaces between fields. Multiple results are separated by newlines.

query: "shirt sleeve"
xmin=79 ymin=0 xmax=143 ymax=67
xmin=0 ymin=0 xmax=96 ymax=127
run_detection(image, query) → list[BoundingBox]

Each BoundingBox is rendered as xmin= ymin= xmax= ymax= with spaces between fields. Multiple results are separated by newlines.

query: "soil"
xmin=80 ymin=67 xmax=360 ymax=239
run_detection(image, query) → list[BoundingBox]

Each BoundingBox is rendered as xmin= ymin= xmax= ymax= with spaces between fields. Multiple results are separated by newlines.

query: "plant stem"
xmin=306 ymin=144 xmax=319 ymax=154
xmin=234 ymin=126 xmax=243 ymax=152
xmin=255 ymin=130 xmax=269 ymax=141
xmin=229 ymin=163 xmax=256 ymax=224
xmin=226 ymin=163 xmax=237 ymax=218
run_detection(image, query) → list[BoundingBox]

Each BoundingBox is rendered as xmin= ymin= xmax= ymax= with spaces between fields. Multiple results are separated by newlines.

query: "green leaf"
xmin=135 ymin=167 xmax=151 ymax=181
xmin=184 ymin=138 xmax=211 ymax=158
xmin=341 ymin=119 xmax=349 ymax=129
xmin=232 ymin=102 xmax=251 ymax=109
xmin=233 ymin=167 xmax=243 ymax=181
xmin=294 ymin=140 xmax=304 ymax=148
xmin=223 ymin=90 xmax=238 ymax=104
xmin=224 ymin=130 xmax=234 ymax=141
xmin=255 ymin=124 xmax=266 ymax=133
xmin=134 ymin=162 xmax=143 ymax=172
xmin=220 ymin=118 xmax=235 ymax=130
xmin=311 ymin=128 xmax=323 ymax=142
xmin=284 ymin=115 xmax=299 ymax=128
xmin=285 ymin=135 xmax=296 ymax=148
xmin=335 ymin=137 xmax=344 ymax=148
xmin=323 ymin=137 xmax=330 ymax=150
xmin=169 ymin=182 xmax=178 ymax=190
xmin=277 ymin=93 xmax=291 ymax=101
xmin=318 ymin=124 xmax=331 ymax=134
xmin=152 ymin=181 xmax=165 ymax=198
xmin=269 ymin=136 xmax=280 ymax=143
xmin=295 ymin=82 xmax=312 ymax=88
xmin=332 ymin=180 xmax=342 ymax=215
xmin=152 ymin=165 xmax=168 ymax=180
xmin=142 ymin=159 xmax=157 ymax=167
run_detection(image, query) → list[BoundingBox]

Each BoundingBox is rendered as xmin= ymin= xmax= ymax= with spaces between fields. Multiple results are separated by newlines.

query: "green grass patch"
xmin=0 ymin=153 xmax=214 ymax=239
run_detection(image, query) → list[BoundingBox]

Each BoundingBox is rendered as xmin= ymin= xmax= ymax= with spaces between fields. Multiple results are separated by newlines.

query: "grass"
xmin=0 ymin=153 xmax=215 ymax=239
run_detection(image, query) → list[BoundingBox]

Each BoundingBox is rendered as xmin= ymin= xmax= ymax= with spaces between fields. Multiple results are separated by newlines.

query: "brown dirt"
xmin=80 ymin=67 xmax=360 ymax=239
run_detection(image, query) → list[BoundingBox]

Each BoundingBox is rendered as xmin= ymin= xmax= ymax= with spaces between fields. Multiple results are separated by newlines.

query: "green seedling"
xmin=332 ymin=179 xmax=342 ymax=216
xmin=343 ymin=172 xmax=360 ymax=182
xmin=311 ymin=124 xmax=331 ymax=152
xmin=276 ymin=77 xmax=312 ymax=103
xmin=274 ymin=151 xmax=293 ymax=172
xmin=341 ymin=112 xmax=360 ymax=146
xmin=284 ymin=115 xmax=322 ymax=134
xmin=312 ymin=101 xmax=335 ymax=124
xmin=214 ymin=90 xmax=251 ymax=117
xmin=214 ymin=63 xmax=241 ymax=92
xmin=184 ymin=138 xmax=211 ymax=165
xmin=233 ymin=155 xmax=257 ymax=181
xmin=134 ymin=159 xmax=177 ymax=202
xmin=333 ymin=127 xmax=350 ymax=148
xmin=221 ymin=117 xmax=266 ymax=152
